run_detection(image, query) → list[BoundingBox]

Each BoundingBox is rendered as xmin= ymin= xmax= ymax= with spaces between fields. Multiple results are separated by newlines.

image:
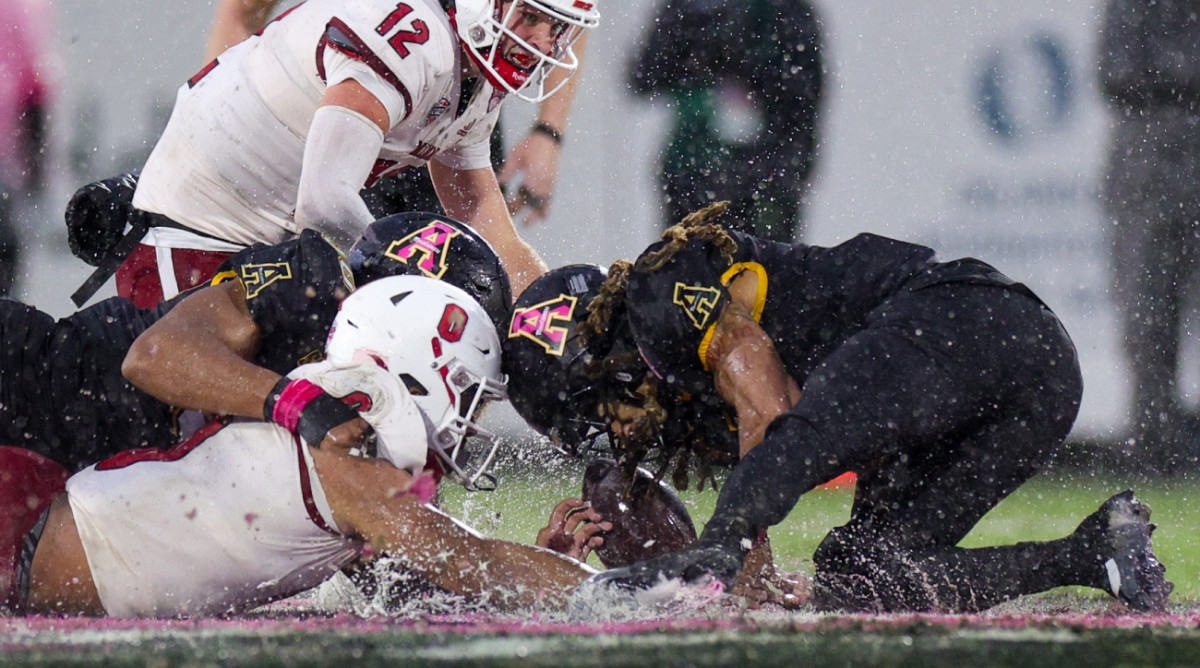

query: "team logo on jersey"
xmin=240 ymin=262 xmax=294 ymax=299
xmin=673 ymin=283 xmax=721 ymax=330
xmin=427 ymin=98 xmax=451 ymax=122
xmin=383 ymin=221 xmax=461 ymax=279
xmin=508 ymin=294 xmax=578 ymax=356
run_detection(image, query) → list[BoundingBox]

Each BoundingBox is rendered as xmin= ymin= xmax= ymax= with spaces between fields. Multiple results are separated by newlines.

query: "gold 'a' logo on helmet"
xmin=383 ymin=220 xmax=461 ymax=279
xmin=508 ymin=295 xmax=578 ymax=356
xmin=673 ymin=283 xmax=721 ymax=330
xmin=240 ymin=262 xmax=294 ymax=299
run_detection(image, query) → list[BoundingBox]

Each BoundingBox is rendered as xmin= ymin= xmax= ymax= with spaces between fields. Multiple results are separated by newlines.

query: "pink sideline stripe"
xmin=271 ymin=379 xmax=325 ymax=433
xmin=3 ymin=609 xmax=1200 ymax=635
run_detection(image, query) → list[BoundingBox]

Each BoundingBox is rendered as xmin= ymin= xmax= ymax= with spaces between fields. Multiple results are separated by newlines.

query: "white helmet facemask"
xmin=426 ymin=356 xmax=508 ymax=491
xmin=452 ymin=0 xmax=600 ymax=102
xmin=325 ymin=275 xmax=509 ymax=491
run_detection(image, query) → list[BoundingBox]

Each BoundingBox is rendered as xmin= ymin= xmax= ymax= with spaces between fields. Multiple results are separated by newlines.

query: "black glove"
xmin=64 ymin=172 xmax=141 ymax=266
xmin=585 ymin=540 xmax=745 ymax=591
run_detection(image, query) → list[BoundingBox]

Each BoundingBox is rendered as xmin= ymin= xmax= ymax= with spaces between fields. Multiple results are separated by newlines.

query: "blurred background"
xmin=8 ymin=1 xmax=1147 ymax=456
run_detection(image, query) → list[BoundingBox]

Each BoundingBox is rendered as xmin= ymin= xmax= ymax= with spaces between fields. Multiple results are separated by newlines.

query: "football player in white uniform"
xmin=5 ymin=277 xmax=598 ymax=616
xmin=114 ymin=0 xmax=599 ymax=308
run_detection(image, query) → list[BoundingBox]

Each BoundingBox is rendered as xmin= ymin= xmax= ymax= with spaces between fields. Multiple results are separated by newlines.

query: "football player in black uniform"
xmin=1 ymin=212 xmax=512 ymax=472
xmin=513 ymin=203 xmax=1173 ymax=613
xmin=503 ymin=263 xmax=806 ymax=606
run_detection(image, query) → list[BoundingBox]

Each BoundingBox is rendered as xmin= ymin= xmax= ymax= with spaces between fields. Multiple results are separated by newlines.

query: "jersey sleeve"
xmin=318 ymin=2 xmax=458 ymax=128
xmin=224 ymin=231 xmax=355 ymax=374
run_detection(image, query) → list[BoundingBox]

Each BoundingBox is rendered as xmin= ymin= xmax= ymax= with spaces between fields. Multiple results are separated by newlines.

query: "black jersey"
xmin=0 ymin=297 xmax=169 ymax=471
xmin=2 ymin=231 xmax=353 ymax=471
xmin=213 ymin=230 xmax=355 ymax=374
xmin=626 ymin=230 xmax=1038 ymax=394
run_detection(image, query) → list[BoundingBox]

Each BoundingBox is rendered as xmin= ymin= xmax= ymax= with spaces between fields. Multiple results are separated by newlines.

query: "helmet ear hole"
xmin=399 ymin=374 xmax=428 ymax=396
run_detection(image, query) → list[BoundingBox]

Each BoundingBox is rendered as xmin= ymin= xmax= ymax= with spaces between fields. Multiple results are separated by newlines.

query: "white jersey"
xmin=133 ymin=0 xmax=502 ymax=246
xmin=66 ymin=418 xmax=364 ymax=618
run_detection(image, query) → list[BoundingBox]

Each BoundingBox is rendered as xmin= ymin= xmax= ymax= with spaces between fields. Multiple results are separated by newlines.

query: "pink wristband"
xmin=270 ymin=379 xmax=326 ymax=433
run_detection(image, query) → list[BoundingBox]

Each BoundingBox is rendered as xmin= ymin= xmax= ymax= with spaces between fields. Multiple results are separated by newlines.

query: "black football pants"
xmin=708 ymin=284 xmax=1085 ymax=611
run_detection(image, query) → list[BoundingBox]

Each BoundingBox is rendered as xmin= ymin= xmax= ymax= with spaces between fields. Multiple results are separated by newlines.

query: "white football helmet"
xmin=452 ymin=0 xmax=600 ymax=102
xmin=325 ymin=275 xmax=508 ymax=490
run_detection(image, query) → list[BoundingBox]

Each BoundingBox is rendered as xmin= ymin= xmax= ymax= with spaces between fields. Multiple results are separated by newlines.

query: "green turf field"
xmin=5 ymin=463 xmax=1200 ymax=667
xmin=440 ymin=460 xmax=1200 ymax=602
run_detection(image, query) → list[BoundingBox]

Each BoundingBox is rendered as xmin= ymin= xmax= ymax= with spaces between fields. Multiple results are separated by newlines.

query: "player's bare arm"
xmin=121 ymin=281 xmax=369 ymax=451
xmin=312 ymin=447 xmax=594 ymax=610
xmin=122 ymin=280 xmax=276 ymax=418
xmin=430 ymin=160 xmax=548 ymax=295
xmin=498 ymin=33 xmax=589 ymax=225
xmin=707 ymin=271 xmax=802 ymax=456
xmin=204 ymin=0 xmax=278 ymax=60
xmin=27 ymin=495 xmax=103 ymax=616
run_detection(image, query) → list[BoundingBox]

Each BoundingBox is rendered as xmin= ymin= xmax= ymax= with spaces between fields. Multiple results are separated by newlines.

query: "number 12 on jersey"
xmin=376 ymin=3 xmax=431 ymax=58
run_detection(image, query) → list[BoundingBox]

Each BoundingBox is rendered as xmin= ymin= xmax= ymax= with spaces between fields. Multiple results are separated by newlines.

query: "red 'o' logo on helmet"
xmin=438 ymin=303 xmax=468 ymax=342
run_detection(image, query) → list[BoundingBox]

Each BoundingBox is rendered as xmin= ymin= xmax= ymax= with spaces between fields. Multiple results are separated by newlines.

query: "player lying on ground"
xmin=1 ymin=277 xmax=598 ymax=616
xmin=3 ymin=212 xmax=508 ymax=475
xmin=506 ymin=203 xmax=1172 ymax=613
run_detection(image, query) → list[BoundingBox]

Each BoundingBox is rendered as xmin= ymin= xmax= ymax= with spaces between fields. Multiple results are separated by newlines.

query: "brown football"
xmin=581 ymin=458 xmax=698 ymax=568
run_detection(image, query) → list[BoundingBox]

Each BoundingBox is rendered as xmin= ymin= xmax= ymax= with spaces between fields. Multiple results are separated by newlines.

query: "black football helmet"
xmin=349 ymin=212 xmax=513 ymax=335
xmin=505 ymin=264 xmax=742 ymax=479
xmin=502 ymin=264 xmax=619 ymax=450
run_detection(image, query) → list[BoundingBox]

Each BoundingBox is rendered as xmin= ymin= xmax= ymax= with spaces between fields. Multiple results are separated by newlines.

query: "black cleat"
xmin=1075 ymin=490 xmax=1173 ymax=613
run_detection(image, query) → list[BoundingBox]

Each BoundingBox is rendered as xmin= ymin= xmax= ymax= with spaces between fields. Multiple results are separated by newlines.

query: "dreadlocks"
xmin=575 ymin=202 xmax=744 ymax=492
xmin=635 ymin=201 xmax=739 ymax=274
xmin=579 ymin=259 xmax=630 ymax=348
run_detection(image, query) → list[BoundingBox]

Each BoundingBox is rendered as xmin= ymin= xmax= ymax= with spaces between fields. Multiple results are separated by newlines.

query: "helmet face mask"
xmin=326 ymin=275 xmax=508 ymax=491
xmin=453 ymin=0 xmax=599 ymax=102
xmin=426 ymin=358 xmax=507 ymax=491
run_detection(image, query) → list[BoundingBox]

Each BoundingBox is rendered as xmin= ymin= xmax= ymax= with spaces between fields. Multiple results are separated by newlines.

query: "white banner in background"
xmin=807 ymin=3 xmax=1124 ymax=438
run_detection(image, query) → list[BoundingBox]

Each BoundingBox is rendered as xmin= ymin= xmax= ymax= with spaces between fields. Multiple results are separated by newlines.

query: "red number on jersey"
xmin=375 ymin=3 xmax=430 ymax=58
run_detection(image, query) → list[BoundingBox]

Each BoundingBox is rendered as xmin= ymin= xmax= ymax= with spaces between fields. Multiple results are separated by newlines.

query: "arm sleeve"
xmin=295 ymin=105 xmax=383 ymax=251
